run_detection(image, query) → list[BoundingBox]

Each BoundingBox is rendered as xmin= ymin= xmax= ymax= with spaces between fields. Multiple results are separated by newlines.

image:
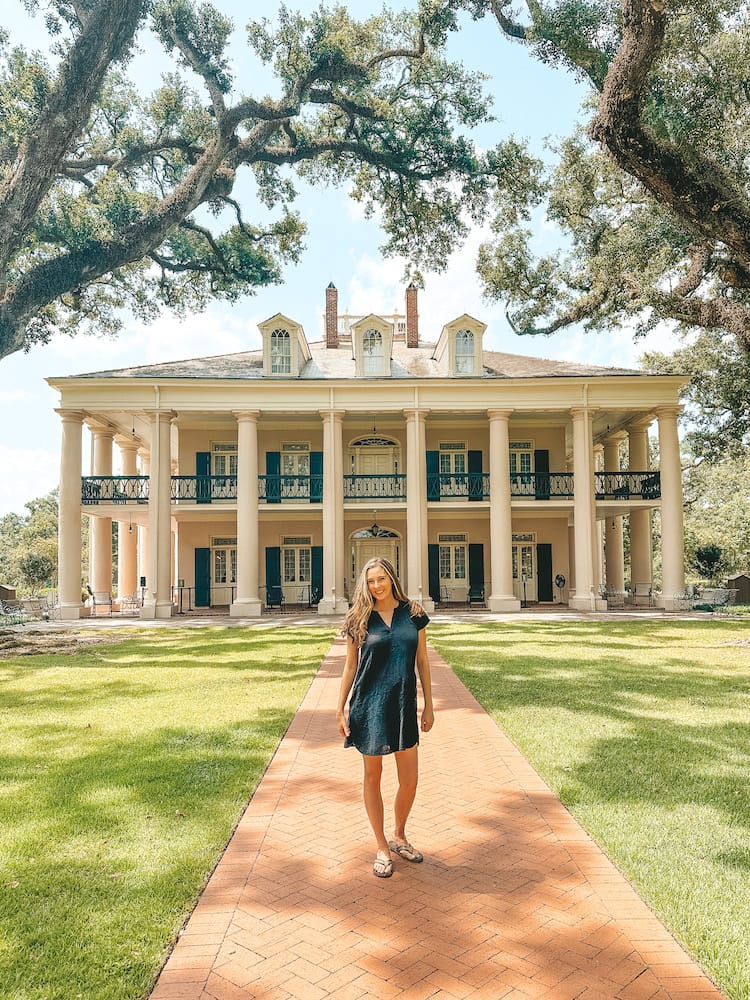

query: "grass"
xmin=0 ymin=626 xmax=334 ymax=1000
xmin=429 ymin=619 xmax=750 ymax=1000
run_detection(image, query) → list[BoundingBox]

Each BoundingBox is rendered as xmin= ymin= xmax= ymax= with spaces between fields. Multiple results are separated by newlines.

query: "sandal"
xmin=373 ymin=851 xmax=393 ymax=878
xmin=389 ymin=840 xmax=423 ymax=863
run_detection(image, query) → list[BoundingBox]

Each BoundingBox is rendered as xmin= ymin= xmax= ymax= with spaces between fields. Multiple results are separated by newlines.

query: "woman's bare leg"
xmin=392 ymin=745 xmax=419 ymax=843
xmin=362 ymin=754 xmax=390 ymax=854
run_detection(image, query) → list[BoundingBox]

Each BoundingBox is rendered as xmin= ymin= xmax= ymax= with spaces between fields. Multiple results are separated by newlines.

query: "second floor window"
xmin=271 ymin=328 xmax=292 ymax=374
xmin=362 ymin=329 xmax=384 ymax=375
xmin=455 ymin=329 xmax=475 ymax=373
xmin=212 ymin=443 xmax=237 ymax=477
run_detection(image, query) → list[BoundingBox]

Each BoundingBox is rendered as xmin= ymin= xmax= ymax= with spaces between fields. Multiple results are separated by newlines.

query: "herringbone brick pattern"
xmin=150 ymin=640 xmax=726 ymax=1000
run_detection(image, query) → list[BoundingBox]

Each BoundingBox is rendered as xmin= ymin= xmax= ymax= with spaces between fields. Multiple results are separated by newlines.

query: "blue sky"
xmin=0 ymin=1 xmax=678 ymax=517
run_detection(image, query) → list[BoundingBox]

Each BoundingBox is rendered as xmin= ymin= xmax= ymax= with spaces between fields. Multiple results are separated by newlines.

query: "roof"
xmin=58 ymin=340 xmax=645 ymax=381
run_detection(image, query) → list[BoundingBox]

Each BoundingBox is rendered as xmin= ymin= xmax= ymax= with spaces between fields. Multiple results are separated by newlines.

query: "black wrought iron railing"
xmin=259 ymin=474 xmax=323 ymax=503
xmin=426 ymin=472 xmax=489 ymax=500
xmin=172 ymin=475 xmax=237 ymax=501
xmin=344 ymin=474 xmax=407 ymax=500
xmin=81 ymin=476 xmax=150 ymax=504
xmin=595 ymin=471 xmax=661 ymax=500
xmin=509 ymin=472 xmax=574 ymax=499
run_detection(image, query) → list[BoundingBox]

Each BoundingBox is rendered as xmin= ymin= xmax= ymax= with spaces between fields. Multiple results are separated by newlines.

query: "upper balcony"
xmin=80 ymin=470 xmax=660 ymax=506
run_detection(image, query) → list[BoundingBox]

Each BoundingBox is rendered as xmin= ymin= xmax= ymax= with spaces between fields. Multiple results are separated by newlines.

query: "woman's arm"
xmin=415 ymin=628 xmax=434 ymax=732
xmin=336 ymin=635 xmax=359 ymax=738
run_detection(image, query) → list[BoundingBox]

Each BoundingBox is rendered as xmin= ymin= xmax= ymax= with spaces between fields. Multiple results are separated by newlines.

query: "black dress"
xmin=344 ymin=601 xmax=430 ymax=756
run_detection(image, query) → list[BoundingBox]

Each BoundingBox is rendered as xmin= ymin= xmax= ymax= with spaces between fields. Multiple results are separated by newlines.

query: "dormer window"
xmin=432 ymin=314 xmax=486 ymax=376
xmin=455 ymin=329 xmax=475 ymax=374
xmin=362 ymin=329 xmax=384 ymax=375
xmin=259 ymin=313 xmax=311 ymax=377
xmin=271 ymin=329 xmax=292 ymax=374
xmin=351 ymin=315 xmax=393 ymax=377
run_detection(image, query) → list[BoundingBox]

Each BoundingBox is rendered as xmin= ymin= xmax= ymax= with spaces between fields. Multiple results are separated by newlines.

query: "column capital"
xmin=627 ymin=414 xmax=654 ymax=432
xmin=55 ymin=408 xmax=86 ymax=423
xmin=85 ymin=420 xmax=116 ymax=437
xmin=569 ymin=406 xmax=593 ymax=421
xmin=654 ymin=405 xmax=682 ymax=421
xmin=233 ymin=409 xmax=261 ymax=422
xmin=143 ymin=409 xmax=178 ymax=423
xmin=601 ymin=429 xmax=628 ymax=445
xmin=115 ymin=435 xmax=140 ymax=452
xmin=319 ymin=409 xmax=345 ymax=423
xmin=487 ymin=408 xmax=513 ymax=421
xmin=402 ymin=407 xmax=430 ymax=421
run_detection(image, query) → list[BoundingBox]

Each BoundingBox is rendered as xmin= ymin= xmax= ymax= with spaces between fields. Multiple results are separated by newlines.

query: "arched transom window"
xmin=271 ymin=328 xmax=291 ymax=374
xmin=455 ymin=328 xmax=475 ymax=374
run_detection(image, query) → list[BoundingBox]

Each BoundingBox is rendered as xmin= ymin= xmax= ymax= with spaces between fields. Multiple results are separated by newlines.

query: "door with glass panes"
xmin=512 ymin=535 xmax=537 ymax=602
xmin=439 ymin=534 xmax=467 ymax=602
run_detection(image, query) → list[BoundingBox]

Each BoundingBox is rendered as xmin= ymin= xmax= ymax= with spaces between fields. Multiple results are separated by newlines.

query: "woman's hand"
xmin=421 ymin=706 xmax=434 ymax=733
xmin=337 ymin=709 xmax=350 ymax=738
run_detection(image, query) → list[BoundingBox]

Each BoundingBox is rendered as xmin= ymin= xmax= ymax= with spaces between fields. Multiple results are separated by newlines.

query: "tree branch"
xmin=0 ymin=0 xmax=145 ymax=271
xmin=589 ymin=0 xmax=750 ymax=272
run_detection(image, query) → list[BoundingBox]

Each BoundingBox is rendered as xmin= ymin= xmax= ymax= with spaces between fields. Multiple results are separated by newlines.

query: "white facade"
xmin=47 ymin=286 xmax=688 ymax=619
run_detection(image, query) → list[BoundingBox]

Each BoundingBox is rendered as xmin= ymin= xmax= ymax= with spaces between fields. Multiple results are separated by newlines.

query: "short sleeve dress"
xmin=344 ymin=601 xmax=430 ymax=756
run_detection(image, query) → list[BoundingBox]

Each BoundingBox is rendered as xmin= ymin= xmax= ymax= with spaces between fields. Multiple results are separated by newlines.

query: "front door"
xmin=512 ymin=539 xmax=538 ymax=602
xmin=353 ymin=538 xmax=398 ymax=586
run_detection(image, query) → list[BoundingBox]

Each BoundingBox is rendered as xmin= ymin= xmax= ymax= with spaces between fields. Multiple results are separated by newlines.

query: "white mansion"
xmin=48 ymin=283 xmax=688 ymax=619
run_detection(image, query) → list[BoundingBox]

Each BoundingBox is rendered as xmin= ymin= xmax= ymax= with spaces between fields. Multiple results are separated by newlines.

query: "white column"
xmin=593 ymin=443 xmax=605 ymax=592
xmin=657 ymin=406 xmax=685 ymax=609
xmin=404 ymin=408 xmax=428 ymax=604
xmin=231 ymin=410 xmax=262 ymax=617
xmin=89 ymin=427 xmax=114 ymax=594
xmin=57 ymin=410 xmax=84 ymax=619
xmin=142 ymin=411 xmax=175 ymax=619
xmin=417 ymin=409 xmax=434 ymax=612
xmin=318 ymin=410 xmax=347 ymax=615
xmin=628 ymin=419 xmax=653 ymax=592
xmin=569 ymin=408 xmax=604 ymax=611
xmin=116 ymin=440 xmax=139 ymax=599
xmin=488 ymin=409 xmax=520 ymax=611
xmin=137 ymin=447 xmax=150 ymax=599
xmin=603 ymin=433 xmax=626 ymax=592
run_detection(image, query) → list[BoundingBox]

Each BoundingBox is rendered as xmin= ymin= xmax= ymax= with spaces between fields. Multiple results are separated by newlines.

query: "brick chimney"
xmin=405 ymin=283 xmax=419 ymax=348
xmin=325 ymin=282 xmax=339 ymax=348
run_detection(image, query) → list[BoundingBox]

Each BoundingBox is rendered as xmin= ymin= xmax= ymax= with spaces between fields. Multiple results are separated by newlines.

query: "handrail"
xmin=343 ymin=474 xmax=407 ymax=500
xmin=81 ymin=475 xmax=149 ymax=503
xmin=595 ymin=471 xmax=661 ymax=499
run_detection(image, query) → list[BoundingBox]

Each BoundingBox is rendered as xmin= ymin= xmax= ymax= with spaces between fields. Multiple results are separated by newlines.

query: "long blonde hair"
xmin=342 ymin=557 xmax=409 ymax=648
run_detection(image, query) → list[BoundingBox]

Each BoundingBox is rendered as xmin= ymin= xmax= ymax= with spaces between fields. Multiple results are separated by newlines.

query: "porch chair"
xmin=603 ymin=585 xmax=625 ymax=609
xmin=467 ymin=583 xmax=486 ymax=608
xmin=265 ymin=584 xmax=284 ymax=611
xmin=632 ymin=583 xmax=654 ymax=608
xmin=91 ymin=591 xmax=113 ymax=617
xmin=119 ymin=593 xmax=141 ymax=616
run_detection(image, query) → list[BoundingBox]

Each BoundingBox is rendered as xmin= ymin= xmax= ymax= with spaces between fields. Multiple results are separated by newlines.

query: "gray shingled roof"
xmin=65 ymin=339 xmax=643 ymax=380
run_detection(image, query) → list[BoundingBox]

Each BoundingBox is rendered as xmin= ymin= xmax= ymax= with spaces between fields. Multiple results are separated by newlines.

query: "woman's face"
xmin=366 ymin=565 xmax=394 ymax=603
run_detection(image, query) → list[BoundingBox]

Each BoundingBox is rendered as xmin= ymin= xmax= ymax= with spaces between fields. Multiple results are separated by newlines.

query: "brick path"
xmin=150 ymin=640 xmax=726 ymax=1000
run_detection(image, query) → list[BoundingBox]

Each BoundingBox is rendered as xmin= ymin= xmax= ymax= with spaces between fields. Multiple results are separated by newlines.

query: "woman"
xmin=337 ymin=557 xmax=434 ymax=878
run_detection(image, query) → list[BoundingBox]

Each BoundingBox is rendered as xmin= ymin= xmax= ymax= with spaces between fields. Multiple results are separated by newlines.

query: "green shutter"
xmin=468 ymin=543 xmax=484 ymax=600
xmin=266 ymin=452 xmax=280 ymax=503
xmin=534 ymin=449 xmax=550 ymax=500
xmin=426 ymin=451 xmax=439 ymax=501
xmin=468 ymin=450 xmax=483 ymax=501
xmin=310 ymin=452 xmax=323 ymax=503
xmin=265 ymin=546 xmax=282 ymax=606
xmin=194 ymin=547 xmax=210 ymax=606
xmin=537 ymin=543 xmax=553 ymax=601
xmin=428 ymin=544 xmax=440 ymax=603
xmin=311 ymin=546 xmax=323 ymax=604
xmin=196 ymin=452 xmax=211 ymax=504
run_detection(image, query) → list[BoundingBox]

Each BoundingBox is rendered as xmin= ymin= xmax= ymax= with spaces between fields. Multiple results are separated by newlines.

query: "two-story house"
xmin=47 ymin=283 xmax=688 ymax=619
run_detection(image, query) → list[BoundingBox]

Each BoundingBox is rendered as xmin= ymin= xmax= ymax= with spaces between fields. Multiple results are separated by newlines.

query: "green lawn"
xmin=429 ymin=619 xmax=750 ymax=1000
xmin=0 ymin=626 xmax=333 ymax=1000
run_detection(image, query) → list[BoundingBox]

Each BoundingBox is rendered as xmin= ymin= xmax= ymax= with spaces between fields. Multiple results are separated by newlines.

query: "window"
xmin=212 ymin=537 xmax=237 ymax=584
xmin=212 ymin=442 xmax=237 ymax=477
xmin=438 ymin=533 xmax=467 ymax=582
xmin=455 ymin=329 xmax=475 ymax=373
xmin=362 ymin=328 xmax=384 ymax=375
xmin=281 ymin=443 xmax=310 ymax=477
xmin=509 ymin=442 xmax=533 ymax=490
xmin=282 ymin=536 xmax=312 ymax=584
xmin=270 ymin=328 xmax=292 ymax=374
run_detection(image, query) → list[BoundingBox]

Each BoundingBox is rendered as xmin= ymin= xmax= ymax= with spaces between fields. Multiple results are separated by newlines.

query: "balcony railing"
xmin=344 ymin=474 xmax=407 ymax=500
xmin=510 ymin=472 xmax=574 ymax=499
xmin=172 ymin=475 xmax=237 ymax=501
xmin=595 ymin=471 xmax=661 ymax=500
xmin=259 ymin=474 xmax=323 ymax=503
xmin=79 ymin=469 xmax=662 ymax=505
xmin=427 ymin=472 xmax=489 ymax=500
xmin=82 ymin=476 xmax=150 ymax=504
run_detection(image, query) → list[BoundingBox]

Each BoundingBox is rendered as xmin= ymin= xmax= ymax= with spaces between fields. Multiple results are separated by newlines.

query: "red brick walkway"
xmin=150 ymin=640 xmax=726 ymax=1000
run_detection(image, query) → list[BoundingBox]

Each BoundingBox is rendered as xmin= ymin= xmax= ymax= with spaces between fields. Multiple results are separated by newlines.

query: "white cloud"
xmin=0 ymin=444 xmax=60 ymax=517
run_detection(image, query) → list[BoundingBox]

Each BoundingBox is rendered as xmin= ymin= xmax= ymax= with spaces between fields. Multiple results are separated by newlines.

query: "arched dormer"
xmin=433 ymin=314 xmax=486 ymax=376
xmin=351 ymin=314 xmax=394 ymax=377
xmin=258 ymin=313 xmax=311 ymax=377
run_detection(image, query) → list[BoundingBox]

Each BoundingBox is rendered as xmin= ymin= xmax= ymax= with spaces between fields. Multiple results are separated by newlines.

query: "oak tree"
xmin=0 ymin=0 xmax=537 ymax=360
